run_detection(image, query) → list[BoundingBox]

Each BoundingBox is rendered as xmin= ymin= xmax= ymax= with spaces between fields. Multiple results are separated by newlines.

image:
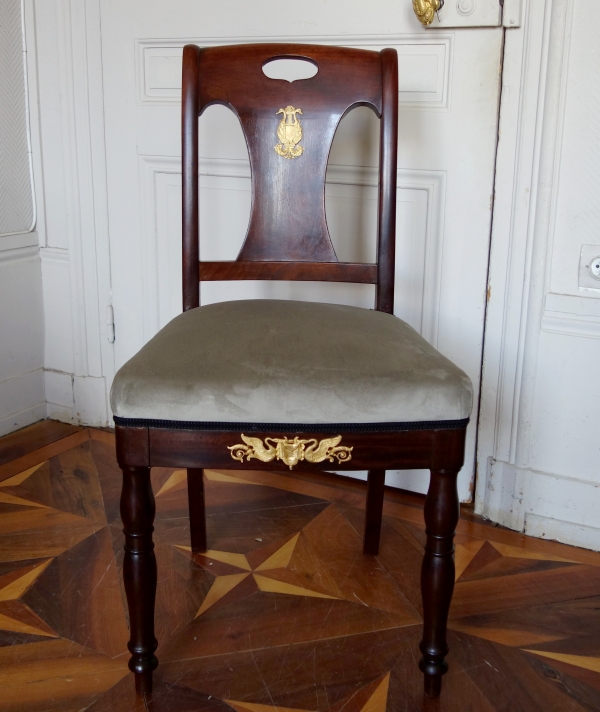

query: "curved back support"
xmin=182 ymin=43 xmax=398 ymax=313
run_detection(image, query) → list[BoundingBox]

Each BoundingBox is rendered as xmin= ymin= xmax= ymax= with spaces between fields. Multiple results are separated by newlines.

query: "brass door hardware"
xmin=412 ymin=0 xmax=443 ymax=26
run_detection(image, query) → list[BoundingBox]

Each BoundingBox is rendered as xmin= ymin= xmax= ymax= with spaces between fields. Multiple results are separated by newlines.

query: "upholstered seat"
xmin=111 ymin=299 xmax=472 ymax=427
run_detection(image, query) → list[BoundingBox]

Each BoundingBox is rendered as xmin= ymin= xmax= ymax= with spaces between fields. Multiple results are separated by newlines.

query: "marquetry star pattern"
xmin=225 ymin=672 xmax=390 ymax=712
xmin=0 ymin=463 xmax=57 ymax=638
xmin=178 ymin=528 xmax=343 ymax=617
xmin=1 ymin=427 xmax=600 ymax=711
xmin=0 ymin=558 xmax=57 ymax=638
xmin=159 ymin=468 xmax=421 ymax=626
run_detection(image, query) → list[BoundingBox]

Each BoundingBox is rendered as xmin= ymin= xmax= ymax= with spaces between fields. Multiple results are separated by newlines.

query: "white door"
xmin=100 ymin=0 xmax=504 ymax=500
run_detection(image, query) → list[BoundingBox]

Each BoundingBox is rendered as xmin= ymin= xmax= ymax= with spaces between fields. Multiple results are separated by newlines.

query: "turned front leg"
xmin=120 ymin=466 xmax=158 ymax=695
xmin=419 ymin=468 xmax=459 ymax=697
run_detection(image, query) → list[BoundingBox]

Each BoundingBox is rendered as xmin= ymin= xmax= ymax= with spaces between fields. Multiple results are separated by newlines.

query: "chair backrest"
xmin=182 ymin=43 xmax=398 ymax=314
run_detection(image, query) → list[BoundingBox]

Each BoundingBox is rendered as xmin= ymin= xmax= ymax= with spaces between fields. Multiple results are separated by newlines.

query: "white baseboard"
xmin=0 ymin=402 xmax=47 ymax=438
xmin=73 ymin=375 xmax=109 ymax=427
xmin=0 ymin=368 xmax=46 ymax=437
xmin=43 ymin=370 xmax=109 ymax=427
xmin=477 ymin=458 xmax=600 ymax=551
xmin=477 ymin=459 xmax=525 ymax=531
xmin=524 ymin=513 xmax=600 ymax=552
xmin=45 ymin=402 xmax=74 ymax=424
xmin=44 ymin=370 xmax=75 ymax=423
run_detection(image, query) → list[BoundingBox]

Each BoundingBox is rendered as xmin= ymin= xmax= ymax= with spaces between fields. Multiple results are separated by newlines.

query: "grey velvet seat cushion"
xmin=110 ymin=299 xmax=473 ymax=425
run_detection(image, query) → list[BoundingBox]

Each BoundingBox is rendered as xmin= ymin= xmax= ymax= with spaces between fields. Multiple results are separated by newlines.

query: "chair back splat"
xmin=181 ymin=43 xmax=398 ymax=313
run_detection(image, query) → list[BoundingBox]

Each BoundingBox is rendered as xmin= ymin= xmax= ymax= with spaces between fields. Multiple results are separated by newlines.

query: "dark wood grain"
xmin=195 ymin=44 xmax=382 ymax=264
xmin=187 ymin=468 xmax=207 ymax=553
xmin=147 ymin=427 xmax=457 ymax=471
xmin=121 ymin=418 xmax=466 ymax=700
xmin=376 ymin=47 xmax=399 ymax=314
xmin=199 ymin=260 xmax=377 ymax=283
xmin=0 ymin=428 xmax=89 ymax=482
xmin=120 ymin=465 xmax=158 ymax=695
xmin=0 ymin=420 xmax=82 ymax=467
xmin=419 ymin=468 xmax=460 ymax=696
xmin=432 ymin=426 xmax=467 ymax=471
xmin=363 ymin=469 xmax=386 ymax=556
xmin=182 ymin=44 xmax=200 ymax=312
xmin=182 ymin=42 xmax=394 ymax=298
xmin=115 ymin=426 xmax=149 ymax=468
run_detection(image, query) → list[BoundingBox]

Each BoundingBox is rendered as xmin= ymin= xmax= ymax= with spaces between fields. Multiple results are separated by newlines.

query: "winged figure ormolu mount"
xmin=228 ymin=434 xmax=353 ymax=469
xmin=274 ymin=106 xmax=304 ymax=159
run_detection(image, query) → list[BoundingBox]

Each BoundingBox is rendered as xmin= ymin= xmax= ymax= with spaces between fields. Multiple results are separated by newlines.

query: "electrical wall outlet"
xmin=579 ymin=245 xmax=600 ymax=290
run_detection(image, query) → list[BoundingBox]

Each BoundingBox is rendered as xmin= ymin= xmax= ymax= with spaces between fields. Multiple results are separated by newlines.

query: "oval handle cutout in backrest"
xmin=262 ymin=57 xmax=318 ymax=83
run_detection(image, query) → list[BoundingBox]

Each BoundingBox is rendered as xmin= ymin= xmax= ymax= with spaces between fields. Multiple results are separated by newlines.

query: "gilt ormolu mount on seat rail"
xmin=113 ymin=41 xmax=471 ymax=700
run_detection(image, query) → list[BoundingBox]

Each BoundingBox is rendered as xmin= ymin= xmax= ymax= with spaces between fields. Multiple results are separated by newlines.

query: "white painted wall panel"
xmin=549 ymin=0 xmax=600 ymax=297
xmin=0 ymin=244 xmax=45 ymax=435
xmin=33 ymin=0 xmax=69 ymax=249
xmin=530 ymin=330 xmax=600 ymax=481
xmin=0 ymin=0 xmax=35 ymax=237
xmin=45 ymin=369 xmax=73 ymax=416
xmin=131 ymin=0 xmax=423 ymax=39
xmin=0 ymin=368 xmax=45 ymax=437
xmin=40 ymin=248 xmax=74 ymax=374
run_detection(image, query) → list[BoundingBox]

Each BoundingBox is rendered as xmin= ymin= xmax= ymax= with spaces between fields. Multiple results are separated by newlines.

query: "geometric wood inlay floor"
xmin=0 ymin=421 xmax=600 ymax=711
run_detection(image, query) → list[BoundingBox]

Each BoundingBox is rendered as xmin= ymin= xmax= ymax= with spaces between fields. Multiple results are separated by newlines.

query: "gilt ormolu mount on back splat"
xmin=196 ymin=44 xmax=382 ymax=263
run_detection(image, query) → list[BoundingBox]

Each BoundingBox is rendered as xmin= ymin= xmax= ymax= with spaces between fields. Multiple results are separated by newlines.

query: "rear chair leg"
xmin=187 ymin=468 xmax=207 ymax=553
xmin=120 ymin=466 xmax=158 ymax=695
xmin=363 ymin=469 xmax=386 ymax=556
xmin=419 ymin=468 xmax=459 ymax=697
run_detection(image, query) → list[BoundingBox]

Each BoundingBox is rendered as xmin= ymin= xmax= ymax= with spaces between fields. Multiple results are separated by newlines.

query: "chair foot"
xmin=419 ymin=654 xmax=447 ymax=697
xmin=133 ymin=662 xmax=157 ymax=696
xmin=423 ymin=672 xmax=443 ymax=698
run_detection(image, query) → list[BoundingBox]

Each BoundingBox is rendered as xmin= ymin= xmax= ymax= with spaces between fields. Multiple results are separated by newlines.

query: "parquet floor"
xmin=0 ymin=423 xmax=600 ymax=711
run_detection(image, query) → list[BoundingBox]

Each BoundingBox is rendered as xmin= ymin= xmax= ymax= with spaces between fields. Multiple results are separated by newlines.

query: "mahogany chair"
xmin=111 ymin=43 xmax=472 ymax=699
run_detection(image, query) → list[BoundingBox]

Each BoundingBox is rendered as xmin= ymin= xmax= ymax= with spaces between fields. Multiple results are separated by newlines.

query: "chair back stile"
xmin=182 ymin=44 xmax=200 ymax=311
xmin=376 ymin=49 xmax=398 ymax=314
xmin=181 ymin=43 xmax=398 ymax=313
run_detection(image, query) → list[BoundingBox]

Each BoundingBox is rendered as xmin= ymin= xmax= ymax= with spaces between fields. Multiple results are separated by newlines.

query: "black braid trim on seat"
xmin=112 ymin=417 xmax=470 ymax=433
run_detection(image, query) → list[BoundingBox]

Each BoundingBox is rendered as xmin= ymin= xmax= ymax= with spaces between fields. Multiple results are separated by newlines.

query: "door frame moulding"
xmin=476 ymin=0 xmax=575 ymax=527
xmin=24 ymin=0 xmax=114 ymax=425
xmin=135 ymin=33 xmax=454 ymax=111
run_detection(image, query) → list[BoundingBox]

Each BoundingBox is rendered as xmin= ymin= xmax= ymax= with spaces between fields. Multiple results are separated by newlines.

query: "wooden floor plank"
xmin=0 ymin=429 xmax=89 ymax=483
xmin=0 ymin=421 xmax=82 ymax=468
